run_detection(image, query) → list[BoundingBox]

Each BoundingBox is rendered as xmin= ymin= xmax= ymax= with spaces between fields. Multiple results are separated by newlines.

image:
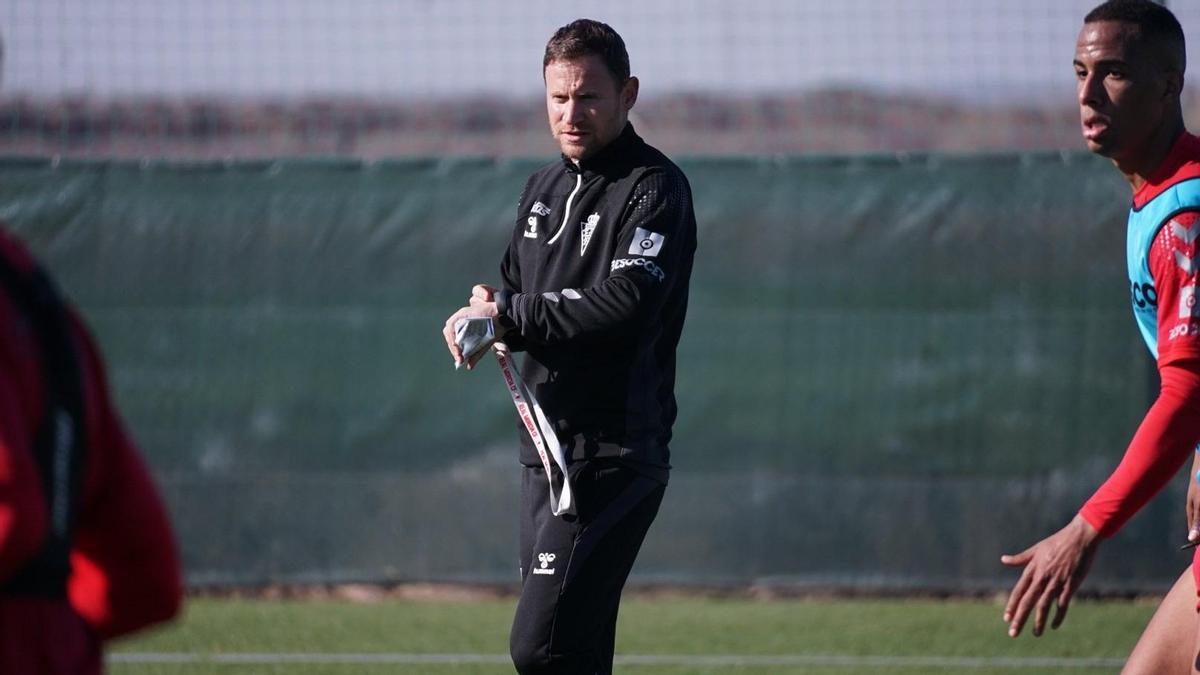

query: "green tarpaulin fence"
xmin=0 ymin=153 xmax=1179 ymax=591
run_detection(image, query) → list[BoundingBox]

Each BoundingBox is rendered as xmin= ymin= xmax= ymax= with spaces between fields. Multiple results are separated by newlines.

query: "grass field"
xmin=107 ymin=594 xmax=1159 ymax=674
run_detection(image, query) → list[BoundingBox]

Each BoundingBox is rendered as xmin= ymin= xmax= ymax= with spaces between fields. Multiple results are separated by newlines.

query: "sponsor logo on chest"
xmin=1130 ymin=280 xmax=1157 ymax=310
xmin=525 ymin=202 xmax=552 ymax=239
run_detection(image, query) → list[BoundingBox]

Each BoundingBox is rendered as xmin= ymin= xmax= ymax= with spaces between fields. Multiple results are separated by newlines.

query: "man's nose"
xmin=1079 ymin=72 xmax=1103 ymax=108
xmin=563 ymin=98 xmax=584 ymax=124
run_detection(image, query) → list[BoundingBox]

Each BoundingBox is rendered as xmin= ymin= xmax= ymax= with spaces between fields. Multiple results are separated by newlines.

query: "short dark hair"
xmin=543 ymin=19 xmax=630 ymax=86
xmin=1085 ymin=0 xmax=1186 ymax=74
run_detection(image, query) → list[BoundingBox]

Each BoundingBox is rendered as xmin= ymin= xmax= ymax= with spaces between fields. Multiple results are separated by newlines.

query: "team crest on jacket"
xmin=580 ymin=213 xmax=600 ymax=256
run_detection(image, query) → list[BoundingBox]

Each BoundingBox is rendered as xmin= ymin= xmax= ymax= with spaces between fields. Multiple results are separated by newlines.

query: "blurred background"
xmin=0 ymin=0 xmax=1197 ymax=593
xmin=7 ymin=0 xmax=1200 ymax=158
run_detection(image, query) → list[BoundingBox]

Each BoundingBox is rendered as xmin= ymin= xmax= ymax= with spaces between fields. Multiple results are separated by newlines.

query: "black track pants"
xmin=509 ymin=461 xmax=665 ymax=675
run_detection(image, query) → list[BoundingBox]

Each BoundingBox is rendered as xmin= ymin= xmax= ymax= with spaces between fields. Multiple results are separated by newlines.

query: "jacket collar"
xmin=561 ymin=123 xmax=641 ymax=175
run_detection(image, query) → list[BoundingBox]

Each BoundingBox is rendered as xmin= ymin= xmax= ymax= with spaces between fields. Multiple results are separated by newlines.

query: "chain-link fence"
xmin=2 ymin=1 xmax=1197 ymax=591
xmin=2 ymin=1 xmax=1198 ymax=158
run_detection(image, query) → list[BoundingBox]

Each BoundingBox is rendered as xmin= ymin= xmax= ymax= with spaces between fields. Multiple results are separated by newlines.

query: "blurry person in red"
xmin=0 ymin=227 xmax=183 ymax=673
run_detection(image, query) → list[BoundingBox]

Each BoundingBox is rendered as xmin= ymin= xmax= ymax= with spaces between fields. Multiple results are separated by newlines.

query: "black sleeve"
xmin=497 ymin=170 xmax=694 ymax=345
xmin=497 ymin=179 xmax=531 ymax=351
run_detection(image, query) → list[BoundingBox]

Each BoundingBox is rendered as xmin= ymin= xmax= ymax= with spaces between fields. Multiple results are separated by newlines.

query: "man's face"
xmin=1074 ymin=20 xmax=1175 ymax=162
xmin=545 ymin=55 xmax=637 ymax=164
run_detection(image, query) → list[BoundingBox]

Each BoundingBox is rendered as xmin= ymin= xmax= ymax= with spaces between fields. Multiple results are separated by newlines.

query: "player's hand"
xmin=1187 ymin=453 xmax=1200 ymax=544
xmin=1000 ymin=515 xmax=1100 ymax=638
xmin=441 ymin=299 xmax=502 ymax=370
xmin=472 ymin=284 xmax=499 ymax=303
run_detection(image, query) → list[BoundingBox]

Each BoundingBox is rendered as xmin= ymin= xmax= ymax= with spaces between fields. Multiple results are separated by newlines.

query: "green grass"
xmin=108 ymin=595 xmax=1158 ymax=674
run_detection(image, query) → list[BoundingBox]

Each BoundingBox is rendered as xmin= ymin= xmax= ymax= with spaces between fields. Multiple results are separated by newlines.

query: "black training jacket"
xmin=495 ymin=124 xmax=696 ymax=472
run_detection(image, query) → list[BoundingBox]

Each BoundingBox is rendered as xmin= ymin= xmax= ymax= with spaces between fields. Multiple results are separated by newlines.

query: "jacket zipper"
xmin=546 ymin=173 xmax=582 ymax=245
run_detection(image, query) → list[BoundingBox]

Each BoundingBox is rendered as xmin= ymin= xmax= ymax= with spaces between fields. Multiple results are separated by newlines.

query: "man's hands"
xmin=1000 ymin=515 xmax=1100 ymax=638
xmin=442 ymin=284 xmax=505 ymax=370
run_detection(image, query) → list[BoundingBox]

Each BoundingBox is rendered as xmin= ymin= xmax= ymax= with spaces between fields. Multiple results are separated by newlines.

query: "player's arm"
xmin=1077 ymin=361 xmax=1200 ymax=536
xmin=1187 ymin=450 xmax=1200 ymax=541
xmin=441 ymin=183 xmax=532 ymax=367
xmin=1001 ymin=210 xmax=1200 ymax=638
xmin=1082 ymin=211 xmax=1200 ymax=536
xmin=999 ymin=362 xmax=1200 ymax=639
xmin=0 ymin=366 xmax=49 ymax=582
xmin=494 ymin=236 xmax=526 ymax=351
xmin=0 ymin=240 xmax=52 ymax=580
xmin=495 ymin=170 xmax=694 ymax=345
xmin=66 ymin=314 xmax=182 ymax=641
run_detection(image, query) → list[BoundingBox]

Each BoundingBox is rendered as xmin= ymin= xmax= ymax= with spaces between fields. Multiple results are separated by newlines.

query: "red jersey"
xmin=0 ymin=229 xmax=182 ymax=673
xmin=1079 ymin=133 xmax=1200 ymax=538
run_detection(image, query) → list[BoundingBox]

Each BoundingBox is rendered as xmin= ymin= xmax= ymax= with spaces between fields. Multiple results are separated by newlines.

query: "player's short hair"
xmin=543 ymin=19 xmax=631 ymax=87
xmin=1084 ymin=0 xmax=1186 ymax=74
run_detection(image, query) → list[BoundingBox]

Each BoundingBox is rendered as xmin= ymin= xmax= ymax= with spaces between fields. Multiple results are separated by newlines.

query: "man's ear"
xmin=1164 ymin=69 xmax=1184 ymax=101
xmin=622 ymin=76 xmax=640 ymax=111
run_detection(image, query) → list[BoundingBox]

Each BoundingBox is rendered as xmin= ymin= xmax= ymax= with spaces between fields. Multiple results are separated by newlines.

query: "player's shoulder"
xmin=0 ymin=227 xmax=37 ymax=276
xmin=1156 ymin=184 xmax=1200 ymax=223
xmin=1169 ymin=139 xmax=1200 ymax=208
xmin=630 ymin=136 xmax=688 ymax=180
xmin=1155 ymin=209 xmax=1200 ymax=246
xmin=1135 ymin=133 xmax=1200 ymax=211
xmin=622 ymin=142 xmax=692 ymax=206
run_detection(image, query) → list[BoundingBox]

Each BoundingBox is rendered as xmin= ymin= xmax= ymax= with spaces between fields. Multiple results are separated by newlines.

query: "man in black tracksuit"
xmin=442 ymin=18 xmax=696 ymax=675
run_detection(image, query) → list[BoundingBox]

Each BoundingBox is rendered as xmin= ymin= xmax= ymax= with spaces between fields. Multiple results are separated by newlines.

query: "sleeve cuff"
xmin=1077 ymin=506 xmax=1115 ymax=539
xmin=495 ymin=290 xmax=518 ymax=331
